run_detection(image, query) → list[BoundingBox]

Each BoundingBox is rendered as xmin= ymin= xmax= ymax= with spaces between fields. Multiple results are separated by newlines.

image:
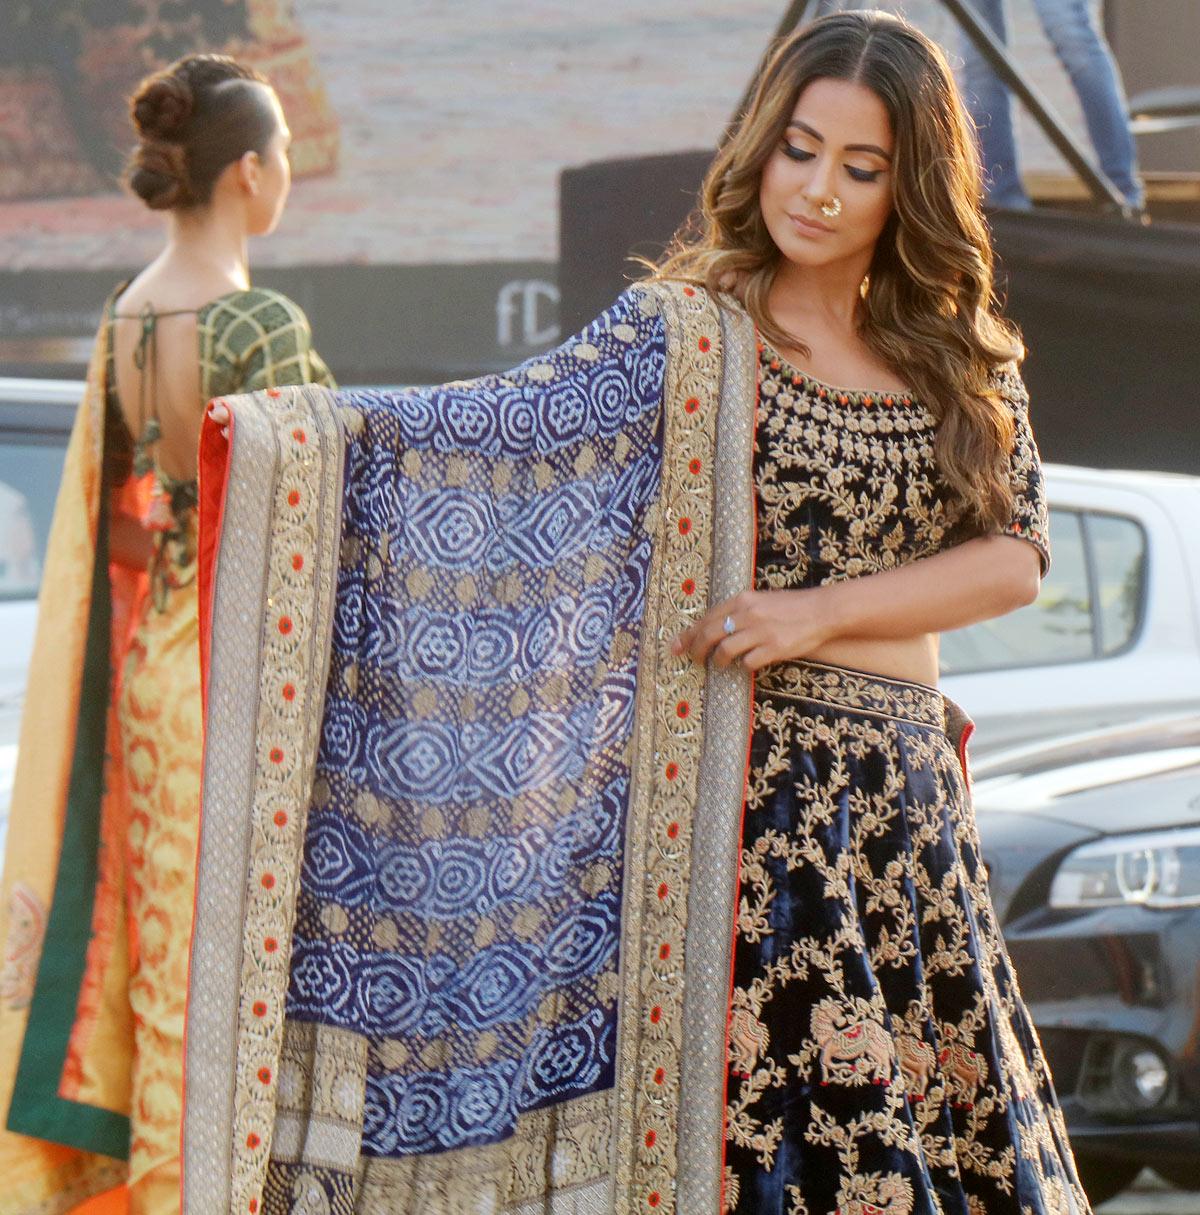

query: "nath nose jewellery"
xmin=820 ymin=195 xmax=843 ymax=219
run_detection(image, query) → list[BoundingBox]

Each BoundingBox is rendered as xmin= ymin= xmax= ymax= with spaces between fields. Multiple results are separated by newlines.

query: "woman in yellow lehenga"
xmin=0 ymin=54 xmax=333 ymax=1214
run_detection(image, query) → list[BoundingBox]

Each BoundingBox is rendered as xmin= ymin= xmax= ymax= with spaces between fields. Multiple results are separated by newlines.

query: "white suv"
xmin=942 ymin=464 xmax=1200 ymax=753
xmin=0 ymin=379 xmax=78 ymax=855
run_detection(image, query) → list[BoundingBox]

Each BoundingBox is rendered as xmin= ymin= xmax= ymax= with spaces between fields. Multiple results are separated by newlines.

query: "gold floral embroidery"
xmin=754 ymin=345 xmax=1051 ymax=591
xmin=725 ymin=667 xmax=1088 ymax=1213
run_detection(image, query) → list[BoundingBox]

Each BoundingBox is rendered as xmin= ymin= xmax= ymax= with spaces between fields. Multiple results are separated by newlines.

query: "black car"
xmin=975 ymin=714 xmax=1200 ymax=1205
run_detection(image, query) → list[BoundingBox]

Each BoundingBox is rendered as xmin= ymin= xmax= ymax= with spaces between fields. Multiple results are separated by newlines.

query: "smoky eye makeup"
xmin=781 ymin=143 xmax=886 ymax=183
xmin=782 ymin=143 xmax=815 ymax=162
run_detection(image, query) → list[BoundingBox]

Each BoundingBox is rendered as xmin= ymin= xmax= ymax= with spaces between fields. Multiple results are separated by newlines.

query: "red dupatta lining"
xmin=717 ymin=331 xmax=762 ymax=1215
xmin=196 ymin=409 xmax=234 ymax=719
xmin=181 ymin=406 xmax=234 ymax=1204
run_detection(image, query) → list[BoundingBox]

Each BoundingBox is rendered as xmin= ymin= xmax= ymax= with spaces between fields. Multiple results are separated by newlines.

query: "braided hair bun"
xmin=125 ymin=54 xmax=276 ymax=212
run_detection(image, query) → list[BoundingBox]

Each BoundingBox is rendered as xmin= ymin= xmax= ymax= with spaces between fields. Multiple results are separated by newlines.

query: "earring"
xmin=820 ymin=196 xmax=843 ymax=219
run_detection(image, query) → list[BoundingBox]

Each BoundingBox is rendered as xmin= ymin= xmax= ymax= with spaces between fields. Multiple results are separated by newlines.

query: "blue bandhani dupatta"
xmin=187 ymin=283 xmax=759 ymax=1214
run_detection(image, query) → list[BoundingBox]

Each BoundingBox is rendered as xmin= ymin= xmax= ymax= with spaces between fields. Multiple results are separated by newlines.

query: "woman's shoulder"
xmin=203 ymin=287 xmax=314 ymax=333
xmin=985 ymin=358 xmax=1029 ymax=411
xmin=626 ymin=278 xmax=748 ymax=329
xmin=201 ymin=288 xmax=317 ymax=365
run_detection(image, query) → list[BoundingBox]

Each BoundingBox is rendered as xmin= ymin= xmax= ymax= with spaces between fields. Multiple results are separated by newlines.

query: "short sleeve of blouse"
xmin=993 ymin=364 xmax=1051 ymax=576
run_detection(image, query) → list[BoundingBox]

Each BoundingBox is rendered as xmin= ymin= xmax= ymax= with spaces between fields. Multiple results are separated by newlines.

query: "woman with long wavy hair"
xmin=192 ymin=12 xmax=1084 ymax=1215
xmin=663 ymin=11 xmax=1083 ymax=1214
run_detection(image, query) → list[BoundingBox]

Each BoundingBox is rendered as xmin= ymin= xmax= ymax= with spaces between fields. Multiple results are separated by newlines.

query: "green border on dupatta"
xmin=6 ymin=495 xmax=131 ymax=1160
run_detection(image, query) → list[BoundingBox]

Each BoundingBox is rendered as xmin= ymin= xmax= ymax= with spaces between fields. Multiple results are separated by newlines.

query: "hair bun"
xmin=131 ymin=76 xmax=194 ymax=141
xmin=128 ymin=142 xmax=193 ymax=210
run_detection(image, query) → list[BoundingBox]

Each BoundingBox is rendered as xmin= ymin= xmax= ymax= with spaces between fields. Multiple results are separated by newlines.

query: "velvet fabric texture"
xmin=726 ymin=660 xmax=1087 ymax=1215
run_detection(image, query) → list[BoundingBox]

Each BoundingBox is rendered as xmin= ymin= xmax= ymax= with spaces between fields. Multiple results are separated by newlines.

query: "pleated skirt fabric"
xmin=723 ymin=660 xmax=1089 ymax=1215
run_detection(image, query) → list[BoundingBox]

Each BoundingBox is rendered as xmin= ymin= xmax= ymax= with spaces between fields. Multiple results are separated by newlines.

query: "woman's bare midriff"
xmin=804 ymin=633 xmax=940 ymax=690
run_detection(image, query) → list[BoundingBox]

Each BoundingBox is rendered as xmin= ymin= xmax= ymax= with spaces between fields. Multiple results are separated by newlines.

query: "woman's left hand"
xmin=670 ymin=587 xmax=835 ymax=671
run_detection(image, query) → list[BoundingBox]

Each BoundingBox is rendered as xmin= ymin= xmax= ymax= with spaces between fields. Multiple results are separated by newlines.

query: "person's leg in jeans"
xmin=959 ymin=0 xmax=1031 ymax=208
xmin=1032 ymin=0 xmax=1144 ymax=207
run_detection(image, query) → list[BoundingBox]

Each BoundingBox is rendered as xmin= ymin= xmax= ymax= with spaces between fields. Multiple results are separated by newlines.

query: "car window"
xmin=940 ymin=507 xmax=1149 ymax=676
xmin=0 ymin=436 xmax=70 ymax=600
xmin=1088 ymin=512 xmax=1146 ymax=655
xmin=941 ymin=508 xmax=1093 ymax=675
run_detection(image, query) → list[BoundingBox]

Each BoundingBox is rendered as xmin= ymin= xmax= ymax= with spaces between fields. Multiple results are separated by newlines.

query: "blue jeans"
xmin=962 ymin=0 xmax=1143 ymax=208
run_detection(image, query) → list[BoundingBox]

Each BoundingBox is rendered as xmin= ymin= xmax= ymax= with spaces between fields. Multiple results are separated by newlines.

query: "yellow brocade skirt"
xmin=116 ymin=516 xmax=201 ymax=1215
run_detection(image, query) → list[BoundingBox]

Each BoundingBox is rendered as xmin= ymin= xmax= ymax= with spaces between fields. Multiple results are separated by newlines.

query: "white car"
xmin=0 ymin=379 xmax=79 ymax=856
xmin=942 ymin=464 xmax=1200 ymax=753
xmin=0 ymin=381 xmax=1196 ymax=838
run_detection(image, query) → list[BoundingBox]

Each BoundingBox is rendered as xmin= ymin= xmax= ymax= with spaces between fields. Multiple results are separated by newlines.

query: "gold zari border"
xmin=613 ymin=282 xmax=751 ymax=1215
xmin=185 ymin=385 xmax=345 ymax=1214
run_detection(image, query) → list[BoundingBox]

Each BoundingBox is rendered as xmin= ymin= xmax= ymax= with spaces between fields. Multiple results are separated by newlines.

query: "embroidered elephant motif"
xmin=836 ymin=1170 xmax=915 ymax=1215
xmin=729 ymin=1006 xmax=770 ymax=1076
xmin=940 ymin=1041 xmax=987 ymax=1108
xmin=896 ymin=1033 xmax=937 ymax=1101
xmin=812 ymin=998 xmax=894 ymax=1086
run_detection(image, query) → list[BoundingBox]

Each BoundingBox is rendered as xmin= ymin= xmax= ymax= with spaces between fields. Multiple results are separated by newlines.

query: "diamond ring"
xmin=723 ymin=615 xmax=736 ymax=636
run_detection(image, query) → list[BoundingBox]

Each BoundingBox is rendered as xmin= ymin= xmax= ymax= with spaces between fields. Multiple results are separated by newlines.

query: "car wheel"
xmin=1074 ymin=1155 xmax=1141 ymax=1206
xmin=1155 ymin=1160 xmax=1200 ymax=1190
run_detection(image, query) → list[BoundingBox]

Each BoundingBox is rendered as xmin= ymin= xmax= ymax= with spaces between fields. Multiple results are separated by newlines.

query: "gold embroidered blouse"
xmin=753 ymin=343 xmax=1051 ymax=592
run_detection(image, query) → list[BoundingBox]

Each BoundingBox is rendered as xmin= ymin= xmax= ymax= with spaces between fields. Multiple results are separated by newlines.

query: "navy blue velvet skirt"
xmin=724 ymin=661 xmax=1089 ymax=1215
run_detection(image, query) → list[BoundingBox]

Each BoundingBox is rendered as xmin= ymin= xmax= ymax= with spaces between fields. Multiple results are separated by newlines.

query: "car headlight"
xmin=1049 ymin=826 xmax=1200 ymax=909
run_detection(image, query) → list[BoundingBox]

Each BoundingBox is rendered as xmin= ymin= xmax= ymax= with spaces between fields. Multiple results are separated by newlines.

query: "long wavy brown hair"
xmin=654 ymin=10 xmax=1022 ymax=531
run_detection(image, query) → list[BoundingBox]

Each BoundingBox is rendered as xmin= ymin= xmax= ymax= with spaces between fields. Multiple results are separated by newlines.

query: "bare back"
xmin=112 ymin=263 xmax=246 ymax=483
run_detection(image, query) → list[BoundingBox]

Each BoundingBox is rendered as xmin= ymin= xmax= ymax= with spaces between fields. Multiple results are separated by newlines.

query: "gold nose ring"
xmin=820 ymin=196 xmax=843 ymax=219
